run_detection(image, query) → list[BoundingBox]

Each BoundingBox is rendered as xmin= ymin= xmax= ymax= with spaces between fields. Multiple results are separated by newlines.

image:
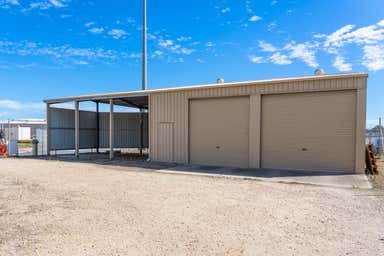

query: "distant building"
xmin=366 ymin=126 xmax=384 ymax=154
xmin=0 ymin=119 xmax=46 ymax=141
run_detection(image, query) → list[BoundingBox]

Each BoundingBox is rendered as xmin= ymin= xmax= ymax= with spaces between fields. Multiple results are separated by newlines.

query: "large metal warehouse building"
xmin=44 ymin=73 xmax=367 ymax=173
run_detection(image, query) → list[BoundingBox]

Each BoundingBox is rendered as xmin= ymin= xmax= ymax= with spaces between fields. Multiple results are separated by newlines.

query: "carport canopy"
xmin=44 ymin=91 xmax=149 ymax=159
xmin=44 ymin=91 xmax=149 ymax=109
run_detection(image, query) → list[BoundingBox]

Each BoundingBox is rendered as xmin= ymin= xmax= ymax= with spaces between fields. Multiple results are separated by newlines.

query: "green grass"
xmin=18 ymin=142 xmax=32 ymax=148
xmin=17 ymin=139 xmax=32 ymax=144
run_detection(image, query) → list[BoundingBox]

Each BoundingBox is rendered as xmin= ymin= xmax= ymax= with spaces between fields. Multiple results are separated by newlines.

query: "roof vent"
xmin=314 ymin=69 xmax=324 ymax=75
xmin=216 ymin=78 xmax=225 ymax=84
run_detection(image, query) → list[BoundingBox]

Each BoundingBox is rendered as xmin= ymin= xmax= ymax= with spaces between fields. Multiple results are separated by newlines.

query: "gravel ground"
xmin=0 ymin=158 xmax=383 ymax=256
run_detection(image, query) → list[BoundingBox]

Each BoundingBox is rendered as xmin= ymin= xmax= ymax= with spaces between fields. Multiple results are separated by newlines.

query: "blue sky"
xmin=0 ymin=0 xmax=383 ymax=127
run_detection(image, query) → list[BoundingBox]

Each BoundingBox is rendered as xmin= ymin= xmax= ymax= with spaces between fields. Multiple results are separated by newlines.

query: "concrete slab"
xmin=156 ymin=165 xmax=372 ymax=189
xmin=26 ymin=154 xmax=372 ymax=189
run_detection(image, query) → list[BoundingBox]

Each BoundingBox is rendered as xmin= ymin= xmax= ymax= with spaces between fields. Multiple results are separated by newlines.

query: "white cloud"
xmin=346 ymin=25 xmax=384 ymax=45
xmin=8 ymin=0 xmax=19 ymax=4
xmin=270 ymin=52 xmax=292 ymax=65
xmin=147 ymin=33 xmax=157 ymax=40
xmin=108 ymin=29 xmax=128 ymax=39
xmin=129 ymin=53 xmax=141 ymax=59
xmin=245 ymin=0 xmax=253 ymax=13
xmin=333 ymin=55 xmax=352 ymax=72
xmin=0 ymin=99 xmax=44 ymax=111
xmin=15 ymin=63 xmax=36 ymax=69
xmin=158 ymin=39 xmax=173 ymax=48
xmin=180 ymin=48 xmax=194 ymax=55
xmin=313 ymin=34 xmax=326 ymax=39
xmin=268 ymin=21 xmax=277 ymax=31
xmin=196 ymin=58 xmax=205 ymax=63
xmin=28 ymin=2 xmax=51 ymax=10
xmin=324 ymin=25 xmax=355 ymax=47
xmin=88 ymin=27 xmax=104 ymax=34
xmin=321 ymin=20 xmax=384 ymax=71
xmin=60 ymin=14 xmax=71 ymax=18
xmin=49 ymin=0 xmax=66 ymax=8
xmin=221 ymin=7 xmax=230 ymax=13
xmin=367 ymin=119 xmax=382 ymax=129
xmin=271 ymin=0 xmax=278 ymax=5
xmin=0 ymin=0 xmax=19 ymax=8
xmin=249 ymin=15 xmax=262 ymax=22
xmin=205 ymin=42 xmax=215 ymax=47
xmin=126 ymin=17 xmax=135 ymax=24
xmin=25 ymin=0 xmax=70 ymax=11
xmin=1 ymin=0 xmax=19 ymax=5
xmin=362 ymin=44 xmax=384 ymax=71
xmin=73 ymin=60 xmax=88 ymax=65
xmin=0 ymin=99 xmax=45 ymax=119
xmin=177 ymin=36 xmax=191 ymax=42
xmin=285 ymin=42 xmax=319 ymax=67
xmin=0 ymin=40 xmax=128 ymax=66
xmin=84 ymin=21 xmax=95 ymax=28
xmin=324 ymin=23 xmax=384 ymax=48
xmin=258 ymin=41 xmax=277 ymax=52
xmin=246 ymin=19 xmax=384 ymax=71
xmin=0 ymin=99 xmax=22 ymax=110
xmin=0 ymin=111 xmax=11 ymax=118
xmin=248 ymin=55 xmax=264 ymax=63
xmin=155 ymin=36 xmax=195 ymax=59
xmin=151 ymin=50 xmax=163 ymax=58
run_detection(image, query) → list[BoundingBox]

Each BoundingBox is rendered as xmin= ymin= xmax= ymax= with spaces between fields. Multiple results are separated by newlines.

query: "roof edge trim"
xmin=44 ymin=73 xmax=368 ymax=104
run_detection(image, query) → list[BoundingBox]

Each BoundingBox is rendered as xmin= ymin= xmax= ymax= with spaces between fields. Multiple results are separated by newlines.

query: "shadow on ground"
xmin=17 ymin=152 xmax=372 ymax=189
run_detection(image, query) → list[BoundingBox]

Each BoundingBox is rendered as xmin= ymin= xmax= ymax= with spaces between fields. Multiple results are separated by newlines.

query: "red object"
xmin=0 ymin=144 xmax=7 ymax=156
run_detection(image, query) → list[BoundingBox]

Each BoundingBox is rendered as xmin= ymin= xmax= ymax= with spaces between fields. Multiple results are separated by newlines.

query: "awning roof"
xmin=46 ymin=92 xmax=149 ymax=108
xmin=94 ymin=95 xmax=148 ymax=109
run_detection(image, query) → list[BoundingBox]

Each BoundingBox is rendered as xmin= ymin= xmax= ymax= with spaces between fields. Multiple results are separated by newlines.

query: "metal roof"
xmin=44 ymin=72 xmax=368 ymax=107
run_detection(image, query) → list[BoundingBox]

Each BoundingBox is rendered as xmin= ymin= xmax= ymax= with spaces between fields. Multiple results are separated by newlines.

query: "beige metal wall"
xmin=157 ymin=122 xmax=174 ymax=162
xmin=149 ymin=75 xmax=367 ymax=173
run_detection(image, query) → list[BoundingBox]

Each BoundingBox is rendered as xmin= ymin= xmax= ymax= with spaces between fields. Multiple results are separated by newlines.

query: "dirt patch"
xmin=1 ymin=158 xmax=383 ymax=255
xmin=370 ymin=159 xmax=384 ymax=190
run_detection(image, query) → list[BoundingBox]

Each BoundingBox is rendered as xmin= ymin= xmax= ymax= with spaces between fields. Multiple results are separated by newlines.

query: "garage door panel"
xmin=261 ymin=91 xmax=356 ymax=171
xmin=189 ymin=97 xmax=249 ymax=168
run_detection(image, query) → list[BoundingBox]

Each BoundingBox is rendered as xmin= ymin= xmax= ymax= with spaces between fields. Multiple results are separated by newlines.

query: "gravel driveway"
xmin=1 ymin=158 xmax=383 ymax=255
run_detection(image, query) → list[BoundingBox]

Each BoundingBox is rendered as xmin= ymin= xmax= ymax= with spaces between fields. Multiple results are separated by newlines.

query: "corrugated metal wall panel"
xmin=157 ymin=122 xmax=174 ymax=162
xmin=50 ymin=108 xmax=76 ymax=150
xmin=149 ymin=77 xmax=364 ymax=164
xmin=79 ymin=111 xmax=98 ymax=148
xmin=50 ymin=108 xmax=148 ymax=150
xmin=99 ymin=113 xmax=148 ymax=148
xmin=50 ymin=108 xmax=97 ymax=150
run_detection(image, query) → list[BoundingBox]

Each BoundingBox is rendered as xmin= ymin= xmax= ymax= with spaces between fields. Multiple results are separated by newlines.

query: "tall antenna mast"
xmin=379 ymin=117 xmax=383 ymax=155
xmin=142 ymin=0 xmax=147 ymax=90
xmin=139 ymin=0 xmax=147 ymax=156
